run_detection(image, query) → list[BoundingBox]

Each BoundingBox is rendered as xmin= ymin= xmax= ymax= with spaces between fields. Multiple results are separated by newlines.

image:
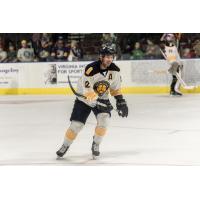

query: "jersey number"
xmin=108 ymin=74 xmax=112 ymax=80
xmin=85 ymin=81 xmax=90 ymax=88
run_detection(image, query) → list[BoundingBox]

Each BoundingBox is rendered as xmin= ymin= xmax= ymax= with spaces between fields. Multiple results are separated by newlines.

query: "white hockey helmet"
xmin=165 ymin=33 xmax=175 ymax=42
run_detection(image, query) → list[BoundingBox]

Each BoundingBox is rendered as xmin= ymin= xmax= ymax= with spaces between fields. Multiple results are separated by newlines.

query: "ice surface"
xmin=0 ymin=94 xmax=200 ymax=165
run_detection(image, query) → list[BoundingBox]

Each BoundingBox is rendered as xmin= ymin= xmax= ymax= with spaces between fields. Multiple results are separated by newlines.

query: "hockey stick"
xmin=160 ymin=48 xmax=196 ymax=90
xmin=67 ymin=75 xmax=87 ymax=99
xmin=159 ymin=48 xmax=170 ymax=63
xmin=175 ymin=33 xmax=182 ymax=50
xmin=175 ymin=72 xmax=195 ymax=90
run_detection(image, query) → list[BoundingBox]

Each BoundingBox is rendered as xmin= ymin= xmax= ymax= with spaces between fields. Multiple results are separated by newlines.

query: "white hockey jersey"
xmin=164 ymin=44 xmax=181 ymax=64
xmin=76 ymin=60 xmax=122 ymax=107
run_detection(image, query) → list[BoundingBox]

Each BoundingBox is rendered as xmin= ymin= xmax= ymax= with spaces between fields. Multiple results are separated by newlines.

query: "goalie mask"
xmin=93 ymin=80 xmax=110 ymax=96
xmin=164 ymin=33 xmax=176 ymax=46
xmin=165 ymin=34 xmax=175 ymax=42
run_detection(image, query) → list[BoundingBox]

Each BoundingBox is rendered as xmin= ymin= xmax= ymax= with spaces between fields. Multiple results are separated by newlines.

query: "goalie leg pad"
xmin=168 ymin=62 xmax=179 ymax=75
xmin=170 ymin=75 xmax=178 ymax=92
xmin=175 ymin=71 xmax=182 ymax=92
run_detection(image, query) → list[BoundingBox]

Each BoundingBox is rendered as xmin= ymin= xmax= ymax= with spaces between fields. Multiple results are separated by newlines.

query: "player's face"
xmin=101 ymin=55 xmax=114 ymax=69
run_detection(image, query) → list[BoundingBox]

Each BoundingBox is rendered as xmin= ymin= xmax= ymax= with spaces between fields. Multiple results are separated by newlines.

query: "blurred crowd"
xmin=0 ymin=33 xmax=83 ymax=63
xmin=126 ymin=33 xmax=200 ymax=60
xmin=0 ymin=33 xmax=200 ymax=63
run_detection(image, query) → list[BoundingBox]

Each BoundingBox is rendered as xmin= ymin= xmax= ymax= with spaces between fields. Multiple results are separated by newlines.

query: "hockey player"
xmin=56 ymin=46 xmax=128 ymax=159
xmin=160 ymin=33 xmax=183 ymax=96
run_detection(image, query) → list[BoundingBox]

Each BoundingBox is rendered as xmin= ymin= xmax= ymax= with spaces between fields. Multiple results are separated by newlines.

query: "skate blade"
xmin=170 ymin=94 xmax=182 ymax=97
xmin=56 ymin=155 xmax=64 ymax=160
xmin=92 ymin=155 xmax=99 ymax=160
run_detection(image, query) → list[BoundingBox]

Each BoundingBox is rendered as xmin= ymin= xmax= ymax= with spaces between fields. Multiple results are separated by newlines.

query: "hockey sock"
xmin=93 ymin=127 xmax=106 ymax=144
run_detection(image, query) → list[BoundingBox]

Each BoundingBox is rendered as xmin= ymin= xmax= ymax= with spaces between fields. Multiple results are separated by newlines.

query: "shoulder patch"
xmin=85 ymin=67 xmax=93 ymax=75
xmin=85 ymin=61 xmax=101 ymax=76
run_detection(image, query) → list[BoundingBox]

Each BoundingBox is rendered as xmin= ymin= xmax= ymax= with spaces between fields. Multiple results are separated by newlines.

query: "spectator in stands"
xmin=181 ymin=48 xmax=193 ymax=58
xmin=102 ymin=33 xmax=117 ymax=47
xmin=41 ymin=33 xmax=53 ymax=47
xmin=17 ymin=40 xmax=35 ymax=62
xmin=37 ymin=40 xmax=51 ymax=62
xmin=51 ymin=39 xmax=68 ymax=61
xmin=145 ymin=39 xmax=161 ymax=59
xmin=101 ymin=33 xmax=122 ymax=59
xmin=32 ymin=33 xmax=41 ymax=54
xmin=130 ymin=42 xmax=144 ymax=60
xmin=6 ymin=43 xmax=17 ymax=62
xmin=68 ymin=40 xmax=83 ymax=61
xmin=0 ymin=44 xmax=7 ymax=62
xmin=193 ymin=39 xmax=200 ymax=57
xmin=0 ymin=36 xmax=5 ymax=48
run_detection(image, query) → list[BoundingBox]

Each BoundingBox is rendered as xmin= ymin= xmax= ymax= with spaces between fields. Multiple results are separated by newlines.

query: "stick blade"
xmin=183 ymin=86 xmax=196 ymax=90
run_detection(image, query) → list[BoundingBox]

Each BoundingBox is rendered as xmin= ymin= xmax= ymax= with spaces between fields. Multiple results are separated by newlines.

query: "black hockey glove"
xmin=96 ymin=98 xmax=113 ymax=113
xmin=115 ymin=95 xmax=128 ymax=117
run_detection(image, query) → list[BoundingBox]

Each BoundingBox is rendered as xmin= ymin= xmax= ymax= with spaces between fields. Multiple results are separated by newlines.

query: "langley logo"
xmin=0 ymin=68 xmax=19 ymax=74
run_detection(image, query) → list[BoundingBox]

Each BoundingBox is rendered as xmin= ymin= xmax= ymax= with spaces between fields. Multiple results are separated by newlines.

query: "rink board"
xmin=0 ymin=86 xmax=199 ymax=95
xmin=0 ymin=59 xmax=200 ymax=94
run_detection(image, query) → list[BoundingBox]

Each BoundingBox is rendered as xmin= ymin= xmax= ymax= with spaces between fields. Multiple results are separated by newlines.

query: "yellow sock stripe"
xmin=95 ymin=127 xmax=106 ymax=137
xmin=65 ymin=129 xmax=77 ymax=141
